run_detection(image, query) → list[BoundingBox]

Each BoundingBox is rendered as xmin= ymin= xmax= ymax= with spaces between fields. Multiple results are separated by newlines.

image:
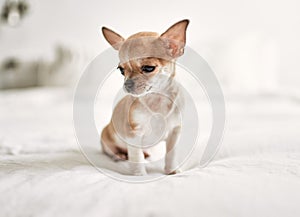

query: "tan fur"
xmin=101 ymin=20 xmax=189 ymax=175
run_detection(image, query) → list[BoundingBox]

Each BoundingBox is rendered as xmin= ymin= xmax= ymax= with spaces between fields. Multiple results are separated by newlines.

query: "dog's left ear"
xmin=160 ymin=19 xmax=189 ymax=58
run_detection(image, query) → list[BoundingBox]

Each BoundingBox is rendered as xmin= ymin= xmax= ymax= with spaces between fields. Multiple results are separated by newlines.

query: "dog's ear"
xmin=160 ymin=19 xmax=189 ymax=58
xmin=102 ymin=27 xmax=125 ymax=50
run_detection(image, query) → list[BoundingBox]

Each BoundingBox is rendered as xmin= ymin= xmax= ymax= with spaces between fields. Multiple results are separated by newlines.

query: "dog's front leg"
xmin=127 ymin=145 xmax=146 ymax=176
xmin=165 ymin=126 xmax=181 ymax=175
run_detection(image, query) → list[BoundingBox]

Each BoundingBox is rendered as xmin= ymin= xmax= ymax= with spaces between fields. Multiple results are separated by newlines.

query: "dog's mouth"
xmin=124 ymin=85 xmax=153 ymax=97
xmin=147 ymin=86 xmax=152 ymax=92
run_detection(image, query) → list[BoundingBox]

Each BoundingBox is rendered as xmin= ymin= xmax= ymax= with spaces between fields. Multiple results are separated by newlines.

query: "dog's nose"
xmin=124 ymin=79 xmax=134 ymax=91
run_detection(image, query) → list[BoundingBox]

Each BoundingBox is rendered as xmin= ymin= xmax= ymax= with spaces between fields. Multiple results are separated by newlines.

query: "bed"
xmin=0 ymin=87 xmax=300 ymax=217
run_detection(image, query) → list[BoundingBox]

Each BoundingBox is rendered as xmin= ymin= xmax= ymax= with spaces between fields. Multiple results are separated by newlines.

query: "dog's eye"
xmin=117 ymin=66 xmax=125 ymax=75
xmin=141 ymin=65 xmax=156 ymax=73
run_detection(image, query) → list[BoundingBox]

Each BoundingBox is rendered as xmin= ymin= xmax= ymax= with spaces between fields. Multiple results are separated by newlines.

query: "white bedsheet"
xmin=0 ymin=88 xmax=300 ymax=217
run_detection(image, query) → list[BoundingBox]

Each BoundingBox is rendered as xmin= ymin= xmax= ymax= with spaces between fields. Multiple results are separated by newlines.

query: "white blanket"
xmin=0 ymin=88 xmax=300 ymax=217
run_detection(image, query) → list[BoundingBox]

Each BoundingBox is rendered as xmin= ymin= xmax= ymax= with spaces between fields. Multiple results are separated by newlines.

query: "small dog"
xmin=101 ymin=19 xmax=189 ymax=175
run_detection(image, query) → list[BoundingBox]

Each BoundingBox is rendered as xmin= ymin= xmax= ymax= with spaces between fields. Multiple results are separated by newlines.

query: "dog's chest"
xmin=128 ymin=91 xmax=181 ymax=135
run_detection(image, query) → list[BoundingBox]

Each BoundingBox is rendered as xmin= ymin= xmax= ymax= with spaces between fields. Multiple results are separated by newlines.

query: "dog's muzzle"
xmin=124 ymin=79 xmax=135 ymax=92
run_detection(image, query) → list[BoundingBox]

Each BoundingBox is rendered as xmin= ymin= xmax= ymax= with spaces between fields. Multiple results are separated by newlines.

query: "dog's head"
xmin=102 ymin=19 xmax=189 ymax=96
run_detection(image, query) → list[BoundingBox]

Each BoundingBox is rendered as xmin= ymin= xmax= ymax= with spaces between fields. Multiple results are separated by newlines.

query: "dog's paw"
xmin=130 ymin=165 xmax=147 ymax=176
xmin=132 ymin=167 xmax=147 ymax=176
xmin=133 ymin=170 xmax=147 ymax=176
xmin=165 ymin=168 xmax=182 ymax=175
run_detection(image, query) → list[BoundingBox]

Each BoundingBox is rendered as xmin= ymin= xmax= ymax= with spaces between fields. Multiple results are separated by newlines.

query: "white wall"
xmin=1 ymin=0 xmax=299 ymax=91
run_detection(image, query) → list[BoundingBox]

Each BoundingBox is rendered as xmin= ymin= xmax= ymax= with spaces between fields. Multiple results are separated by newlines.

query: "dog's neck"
xmin=150 ymin=60 xmax=177 ymax=93
xmin=137 ymin=60 xmax=181 ymax=117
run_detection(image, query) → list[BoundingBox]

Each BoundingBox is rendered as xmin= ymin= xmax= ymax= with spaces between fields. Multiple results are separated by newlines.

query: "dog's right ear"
xmin=102 ymin=27 xmax=125 ymax=50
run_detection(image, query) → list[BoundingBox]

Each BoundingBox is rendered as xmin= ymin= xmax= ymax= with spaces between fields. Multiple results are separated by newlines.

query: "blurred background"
xmin=0 ymin=0 xmax=299 ymax=94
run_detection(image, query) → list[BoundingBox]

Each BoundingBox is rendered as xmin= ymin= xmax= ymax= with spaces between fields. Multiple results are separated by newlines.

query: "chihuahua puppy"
xmin=101 ymin=19 xmax=189 ymax=175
